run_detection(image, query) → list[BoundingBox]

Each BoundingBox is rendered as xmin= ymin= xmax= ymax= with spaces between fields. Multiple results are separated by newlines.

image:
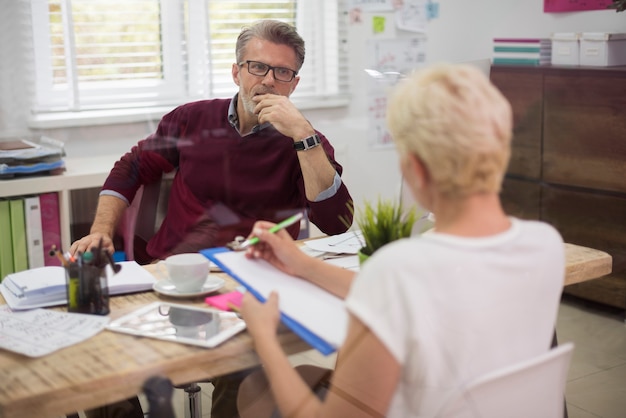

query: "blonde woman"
xmin=239 ymin=64 xmax=565 ymax=417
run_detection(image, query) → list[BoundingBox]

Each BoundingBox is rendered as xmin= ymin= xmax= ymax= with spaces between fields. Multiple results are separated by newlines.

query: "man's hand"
xmin=69 ymin=232 xmax=115 ymax=256
xmin=252 ymin=94 xmax=314 ymax=141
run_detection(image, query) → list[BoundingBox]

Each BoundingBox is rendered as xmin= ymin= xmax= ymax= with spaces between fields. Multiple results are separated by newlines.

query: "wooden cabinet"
xmin=491 ymin=65 xmax=626 ymax=309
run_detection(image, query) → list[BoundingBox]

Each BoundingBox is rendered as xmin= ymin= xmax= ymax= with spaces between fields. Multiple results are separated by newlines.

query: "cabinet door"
xmin=500 ymin=177 xmax=541 ymax=220
xmin=490 ymin=67 xmax=543 ymax=180
xmin=543 ymin=70 xmax=626 ymax=194
xmin=542 ymin=184 xmax=626 ymax=308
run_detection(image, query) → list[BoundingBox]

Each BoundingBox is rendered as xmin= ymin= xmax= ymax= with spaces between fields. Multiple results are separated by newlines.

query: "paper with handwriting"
xmin=304 ymin=230 xmax=364 ymax=254
xmin=0 ymin=305 xmax=109 ymax=357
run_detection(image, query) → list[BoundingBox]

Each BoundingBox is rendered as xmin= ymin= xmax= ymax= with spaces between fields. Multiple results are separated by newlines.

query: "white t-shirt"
xmin=345 ymin=218 xmax=565 ymax=417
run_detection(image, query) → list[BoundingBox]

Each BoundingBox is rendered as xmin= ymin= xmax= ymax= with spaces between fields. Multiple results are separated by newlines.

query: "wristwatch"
xmin=293 ymin=134 xmax=321 ymax=151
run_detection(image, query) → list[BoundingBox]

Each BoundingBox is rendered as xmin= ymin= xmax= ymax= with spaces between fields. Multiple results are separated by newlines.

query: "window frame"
xmin=28 ymin=0 xmax=350 ymax=127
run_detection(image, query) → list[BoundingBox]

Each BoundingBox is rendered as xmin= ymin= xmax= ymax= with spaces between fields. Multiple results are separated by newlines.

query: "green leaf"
xmin=355 ymin=197 xmax=419 ymax=256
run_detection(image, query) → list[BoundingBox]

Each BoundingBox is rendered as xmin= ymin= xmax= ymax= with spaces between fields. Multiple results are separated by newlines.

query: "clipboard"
xmin=200 ymin=247 xmax=347 ymax=355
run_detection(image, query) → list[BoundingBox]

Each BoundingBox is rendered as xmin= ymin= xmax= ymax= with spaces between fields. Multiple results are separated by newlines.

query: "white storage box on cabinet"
xmin=551 ymin=33 xmax=580 ymax=65
xmin=580 ymin=33 xmax=626 ymax=66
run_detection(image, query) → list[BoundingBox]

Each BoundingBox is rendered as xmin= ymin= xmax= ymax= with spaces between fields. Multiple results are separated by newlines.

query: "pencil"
xmin=49 ymin=245 xmax=69 ymax=267
xmin=237 ymin=212 xmax=304 ymax=250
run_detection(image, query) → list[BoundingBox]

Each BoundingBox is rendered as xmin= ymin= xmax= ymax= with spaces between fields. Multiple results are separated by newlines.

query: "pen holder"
xmin=65 ymin=263 xmax=110 ymax=315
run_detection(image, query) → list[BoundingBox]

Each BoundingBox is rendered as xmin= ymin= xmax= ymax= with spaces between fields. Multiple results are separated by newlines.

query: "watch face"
xmin=294 ymin=134 xmax=320 ymax=151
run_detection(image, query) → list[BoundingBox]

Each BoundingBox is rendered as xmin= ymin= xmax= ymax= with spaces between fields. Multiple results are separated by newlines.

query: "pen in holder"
xmin=54 ymin=243 xmax=121 ymax=315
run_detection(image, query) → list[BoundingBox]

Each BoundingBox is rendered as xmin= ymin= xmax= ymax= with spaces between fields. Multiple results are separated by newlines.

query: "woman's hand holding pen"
xmin=245 ymin=220 xmax=311 ymax=277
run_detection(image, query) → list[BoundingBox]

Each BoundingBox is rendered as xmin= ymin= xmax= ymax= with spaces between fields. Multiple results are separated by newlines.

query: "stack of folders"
xmin=0 ymin=261 xmax=156 ymax=310
xmin=492 ymin=38 xmax=552 ymax=66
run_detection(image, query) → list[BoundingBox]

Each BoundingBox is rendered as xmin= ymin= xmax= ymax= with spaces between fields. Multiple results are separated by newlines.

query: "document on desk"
xmin=0 ymin=305 xmax=109 ymax=357
xmin=201 ymin=247 xmax=347 ymax=355
xmin=303 ymin=230 xmax=363 ymax=255
xmin=0 ymin=261 xmax=156 ymax=310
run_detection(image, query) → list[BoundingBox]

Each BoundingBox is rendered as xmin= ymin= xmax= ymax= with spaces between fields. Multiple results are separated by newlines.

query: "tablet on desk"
xmin=107 ymin=302 xmax=246 ymax=348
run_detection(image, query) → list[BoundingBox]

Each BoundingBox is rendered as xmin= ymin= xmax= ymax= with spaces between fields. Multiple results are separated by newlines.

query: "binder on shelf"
xmin=40 ymin=192 xmax=62 ymax=266
xmin=0 ymin=200 xmax=14 ymax=279
xmin=24 ymin=195 xmax=45 ymax=269
xmin=9 ymin=198 xmax=28 ymax=273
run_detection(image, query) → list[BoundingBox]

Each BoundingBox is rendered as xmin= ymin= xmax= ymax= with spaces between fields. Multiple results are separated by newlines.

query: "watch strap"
xmin=294 ymin=134 xmax=321 ymax=151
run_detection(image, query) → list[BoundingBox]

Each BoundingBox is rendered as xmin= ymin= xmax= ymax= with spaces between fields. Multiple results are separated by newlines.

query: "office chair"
xmin=237 ymin=364 xmax=333 ymax=418
xmin=436 ymin=342 xmax=574 ymax=418
xmin=118 ymin=175 xmax=207 ymax=418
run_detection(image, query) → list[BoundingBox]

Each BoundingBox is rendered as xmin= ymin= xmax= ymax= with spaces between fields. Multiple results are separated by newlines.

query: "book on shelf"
xmin=0 ymin=260 xmax=157 ymax=310
xmin=492 ymin=38 xmax=552 ymax=66
xmin=0 ymin=200 xmax=14 ymax=280
xmin=40 ymin=192 xmax=62 ymax=266
xmin=9 ymin=198 xmax=28 ymax=273
xmin=24 ymin=195 xmax=45 ymax=269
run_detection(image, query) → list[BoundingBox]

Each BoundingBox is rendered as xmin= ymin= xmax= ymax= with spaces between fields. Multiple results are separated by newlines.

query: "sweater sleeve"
xmin=102 ymin=107 xmax=183 ymax=203
xmin=306 ymin=132 xmax=354 ymax=234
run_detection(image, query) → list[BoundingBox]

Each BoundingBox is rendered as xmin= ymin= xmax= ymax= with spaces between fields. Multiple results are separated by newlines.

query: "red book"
xmin=40 ymin=192 xmax=62 ymax=267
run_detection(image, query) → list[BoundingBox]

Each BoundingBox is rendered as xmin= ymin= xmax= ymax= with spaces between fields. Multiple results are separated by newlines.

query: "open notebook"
xmin=201 ymin=247 xmax=347 ymax=355
xmin=0 ymin=261 xmax=156 ymax=310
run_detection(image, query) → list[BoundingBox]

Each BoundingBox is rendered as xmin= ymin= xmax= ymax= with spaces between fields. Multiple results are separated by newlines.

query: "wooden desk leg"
xmin=552 ymin=330 xmax=569 ymax=418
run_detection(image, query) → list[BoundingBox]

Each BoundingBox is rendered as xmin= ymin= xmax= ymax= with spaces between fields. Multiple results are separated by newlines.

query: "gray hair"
xmin=235 ymin=20 xmax=305 ymax=71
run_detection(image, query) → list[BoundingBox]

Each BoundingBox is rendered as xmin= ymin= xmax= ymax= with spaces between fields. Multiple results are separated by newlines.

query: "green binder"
xmin=0 ymin=199 xmax=14 ymax=280
xmin=10 ymin=198 xmax=29 ymax=273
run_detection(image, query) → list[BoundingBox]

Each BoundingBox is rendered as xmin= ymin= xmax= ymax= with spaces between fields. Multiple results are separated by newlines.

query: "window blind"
xmin=30 ymin=0 xmax=349 ymax=114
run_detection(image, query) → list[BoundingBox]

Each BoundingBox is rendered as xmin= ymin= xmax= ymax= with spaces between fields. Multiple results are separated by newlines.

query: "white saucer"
xmin=153 ymin=276 xmax=225 ymax=298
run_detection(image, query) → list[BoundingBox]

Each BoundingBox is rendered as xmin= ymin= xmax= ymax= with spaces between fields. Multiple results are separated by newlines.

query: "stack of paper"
xmin=0 ymin=261 xmax=156 ymax=310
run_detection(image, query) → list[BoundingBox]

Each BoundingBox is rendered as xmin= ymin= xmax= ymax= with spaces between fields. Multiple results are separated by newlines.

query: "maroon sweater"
xmin=103 ymin=98 xmax=353 ymax=259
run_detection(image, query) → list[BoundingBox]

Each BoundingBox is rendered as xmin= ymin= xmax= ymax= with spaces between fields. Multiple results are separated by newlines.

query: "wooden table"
xmin=0 ymin=266 xmax=310 ymax=418
xmin=0 ymin=244 xmax=613 ymax=418
xmin=563 ymin=243 xmax=612 ymax=286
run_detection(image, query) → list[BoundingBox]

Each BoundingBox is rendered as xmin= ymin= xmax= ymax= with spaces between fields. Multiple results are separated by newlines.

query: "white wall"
xmin=307 ymin=0 xmax=625 ymax=208
xmin=1 ymin=0 xmax=624 ymax=209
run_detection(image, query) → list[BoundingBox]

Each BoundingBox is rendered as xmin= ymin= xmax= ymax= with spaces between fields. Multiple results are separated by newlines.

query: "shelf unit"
xmin=0 ymin=155 xmax=119 ymax=251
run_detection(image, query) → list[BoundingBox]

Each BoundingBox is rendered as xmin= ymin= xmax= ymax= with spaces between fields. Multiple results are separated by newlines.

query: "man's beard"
xmin=239 ymin=92 xmax=257 ymax=116
xmin=240 ymin=87 xmax=275 ymax=116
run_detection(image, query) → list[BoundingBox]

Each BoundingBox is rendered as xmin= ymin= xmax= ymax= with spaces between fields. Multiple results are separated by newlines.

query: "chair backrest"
xmin=118 ymin=177 xmax=165 ymax=261
xmin=437 ymin=343 xmax=574 ymax=418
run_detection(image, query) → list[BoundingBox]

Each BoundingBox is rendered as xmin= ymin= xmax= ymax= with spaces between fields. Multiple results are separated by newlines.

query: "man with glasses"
xmin=72 ymin=19 xmax=353 ymax=418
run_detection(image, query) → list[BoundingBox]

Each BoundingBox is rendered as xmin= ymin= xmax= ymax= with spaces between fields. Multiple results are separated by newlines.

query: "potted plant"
xmin=348 ymin=198 xmax=418 ymax=263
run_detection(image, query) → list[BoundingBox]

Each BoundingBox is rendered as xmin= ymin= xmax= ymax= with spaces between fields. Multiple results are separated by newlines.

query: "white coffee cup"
xmin=165 ymin=253 xmax=210 ymax=293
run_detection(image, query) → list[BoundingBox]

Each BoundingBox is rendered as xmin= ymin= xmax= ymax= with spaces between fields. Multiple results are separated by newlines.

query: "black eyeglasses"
xmin=239 ymin=60 xmax=298 ymax=82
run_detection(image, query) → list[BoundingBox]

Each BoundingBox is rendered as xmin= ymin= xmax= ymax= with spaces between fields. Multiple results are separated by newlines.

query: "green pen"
xmin=238 ymin=212 xmax=304 ymax=250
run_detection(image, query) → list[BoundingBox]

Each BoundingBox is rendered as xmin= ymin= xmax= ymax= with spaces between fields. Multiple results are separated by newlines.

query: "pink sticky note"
xmin=205 ymin=291 xmax=243 ymax=311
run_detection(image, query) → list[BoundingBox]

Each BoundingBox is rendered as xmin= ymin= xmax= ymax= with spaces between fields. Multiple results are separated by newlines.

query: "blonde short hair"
xmin=386 ymin=64 xmax=513 ymax=198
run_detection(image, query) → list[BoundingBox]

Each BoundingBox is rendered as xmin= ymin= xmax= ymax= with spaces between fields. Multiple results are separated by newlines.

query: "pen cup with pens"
xmin=53 ymin=244 xmax=120 ymax=315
